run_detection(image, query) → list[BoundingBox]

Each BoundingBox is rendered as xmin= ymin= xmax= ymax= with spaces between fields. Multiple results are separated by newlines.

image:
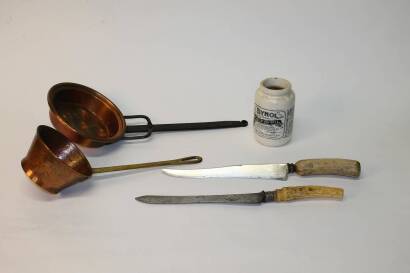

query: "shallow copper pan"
xmin=48 ymin=82 xmax=248 ymax=147
xmin=21 ymin=125 xmax=202 ymax=194
xmin=48 ymin=82 xmax=131 ymax=147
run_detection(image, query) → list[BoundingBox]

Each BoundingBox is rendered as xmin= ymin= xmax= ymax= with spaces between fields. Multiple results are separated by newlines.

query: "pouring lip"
xmin=47 ymin=82 xmax=126 ymax=145
xmin=36 ymin=125 xmax=93 ymax=178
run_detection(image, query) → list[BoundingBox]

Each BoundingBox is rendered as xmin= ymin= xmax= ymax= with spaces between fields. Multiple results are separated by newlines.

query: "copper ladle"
xmin=48 ymin=82 xmax=248 ymax=147
xmin=21 ymin=125 xmax=202 ymax=194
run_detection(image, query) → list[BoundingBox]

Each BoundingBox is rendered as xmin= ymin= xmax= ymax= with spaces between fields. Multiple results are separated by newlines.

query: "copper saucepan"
xmin=48 ymin=82 xmax=248 ymax=147
xmin=21 ymin=125 xmax=202 ymax=194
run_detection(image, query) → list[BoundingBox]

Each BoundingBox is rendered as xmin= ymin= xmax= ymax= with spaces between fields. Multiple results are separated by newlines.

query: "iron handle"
xmin=122 ymin=115 xmax=153 ymax=140
xmin=126 ymin=120 xmax=248 ymax=133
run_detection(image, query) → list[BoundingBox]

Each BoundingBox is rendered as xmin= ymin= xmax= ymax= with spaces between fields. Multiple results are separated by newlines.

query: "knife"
xmin=162 ymin=158 xmax=360 ymax=180
xmin=136 ymin=185 xmax=344 ymax=204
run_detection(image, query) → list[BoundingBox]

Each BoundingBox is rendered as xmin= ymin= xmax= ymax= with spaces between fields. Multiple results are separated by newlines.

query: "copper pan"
xmin=48 ymin=82 xmax=248 ymax=147
xmin=21 ymin=125 xmax=202 ymax=194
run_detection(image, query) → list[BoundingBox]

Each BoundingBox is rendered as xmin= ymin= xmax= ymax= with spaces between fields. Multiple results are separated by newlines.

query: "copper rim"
xmin=48 ymin=82 xmax=126 ymax=147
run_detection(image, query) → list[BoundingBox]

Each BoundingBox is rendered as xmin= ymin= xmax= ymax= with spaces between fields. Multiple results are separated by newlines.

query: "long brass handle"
xmin=274 ymin=186 xmax=344 ymax=202
xmin=92 ymin=156 xmax=203 ymax=174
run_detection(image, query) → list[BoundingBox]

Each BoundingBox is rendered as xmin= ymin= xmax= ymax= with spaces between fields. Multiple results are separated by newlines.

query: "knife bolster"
xmin=263 ymin=191 xmax=275 ymax=202
xmin=287 ymin=163 xmax=296 ymax=173
xmin=295 ymin=158 xmax=361 ymax=177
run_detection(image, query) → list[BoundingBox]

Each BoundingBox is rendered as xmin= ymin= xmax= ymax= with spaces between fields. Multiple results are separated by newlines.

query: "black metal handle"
xmin=122 ymin=115 xmax=153 ymax=139
xmin=125 ymin=120 xmax=248 ymax=133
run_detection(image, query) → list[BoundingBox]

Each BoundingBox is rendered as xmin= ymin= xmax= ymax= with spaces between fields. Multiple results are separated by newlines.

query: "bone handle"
xmin=274 ymin=186 xmax=344 ymax=202
xmin=294 ymin=158 xmax=361 ymax=178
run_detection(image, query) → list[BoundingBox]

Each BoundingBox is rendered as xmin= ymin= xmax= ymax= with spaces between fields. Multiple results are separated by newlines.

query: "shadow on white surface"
xmin=20 ymin=178 xmax=60 ymax=201
xmin=135 ymin=201 xmax=264 ymax=207
xmin=58 ymin=180 xmax=94 ymax=197
xmin=80 ymin=137 xmax=153 ymax=158
xmin=291 ymin=116 xmax=320 ymax=145
xmin=59 ymin=168 xmax=159 ymax=197
xmin=91 ymin=168 xmax=160 ymax=181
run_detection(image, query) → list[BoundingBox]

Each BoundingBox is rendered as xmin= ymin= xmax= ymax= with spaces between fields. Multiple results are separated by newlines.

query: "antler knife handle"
xmin=294 ymin=158 xmax=361 ymax=178
xmin=274 ymin=186 xmax=344 ymax=202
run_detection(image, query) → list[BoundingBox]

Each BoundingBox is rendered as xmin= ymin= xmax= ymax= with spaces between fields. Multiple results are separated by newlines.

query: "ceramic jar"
xmin=254 ymin=77 xmax=295 ymax=147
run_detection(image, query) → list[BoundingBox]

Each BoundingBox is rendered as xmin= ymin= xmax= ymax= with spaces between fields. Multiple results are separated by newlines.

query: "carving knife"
xmin=136 ymin=186 xmax=344 ymax=204
xmin=162 ymin=158 xmax=361 ymax=180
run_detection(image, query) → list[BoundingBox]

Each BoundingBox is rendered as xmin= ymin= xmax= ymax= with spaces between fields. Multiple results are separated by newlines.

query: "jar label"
xmin=254 ymin=104 xmax=294 ymax=139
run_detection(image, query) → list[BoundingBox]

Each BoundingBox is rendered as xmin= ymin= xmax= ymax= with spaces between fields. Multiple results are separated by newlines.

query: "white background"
xmin=1 ymin=0 xmax=410 ymax=272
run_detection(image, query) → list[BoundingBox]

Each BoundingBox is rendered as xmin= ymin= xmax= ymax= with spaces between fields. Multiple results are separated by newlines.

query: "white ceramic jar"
xmin=254 ymin=77 xmax=295 ymax=147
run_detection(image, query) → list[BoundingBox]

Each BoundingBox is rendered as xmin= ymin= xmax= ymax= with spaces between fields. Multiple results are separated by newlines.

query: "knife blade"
xmin=135 ymin=186 xmax=344 ymax=204
xmin=162 ymin=158 xmax=361 ymax=180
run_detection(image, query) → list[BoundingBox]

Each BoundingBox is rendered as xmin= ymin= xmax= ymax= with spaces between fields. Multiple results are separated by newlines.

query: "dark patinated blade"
xmin=136 ymin=192 xmax=266 ymax=204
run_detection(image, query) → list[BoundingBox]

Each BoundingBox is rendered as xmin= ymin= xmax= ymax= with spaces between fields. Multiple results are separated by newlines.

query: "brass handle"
xmin=92 ymin=156 xmax=203 ymax=174
xmin=295 ymin=158 xmax=361 ymax=178
xmin=274 ymin=186 xmax=344 ymax=202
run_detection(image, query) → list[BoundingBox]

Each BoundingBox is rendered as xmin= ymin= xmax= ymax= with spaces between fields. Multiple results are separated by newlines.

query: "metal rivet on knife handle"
xmin=292 ymin=158 xmax=361 ymax=178
xmin=272 ymin=186 xmax=344 ymax=202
